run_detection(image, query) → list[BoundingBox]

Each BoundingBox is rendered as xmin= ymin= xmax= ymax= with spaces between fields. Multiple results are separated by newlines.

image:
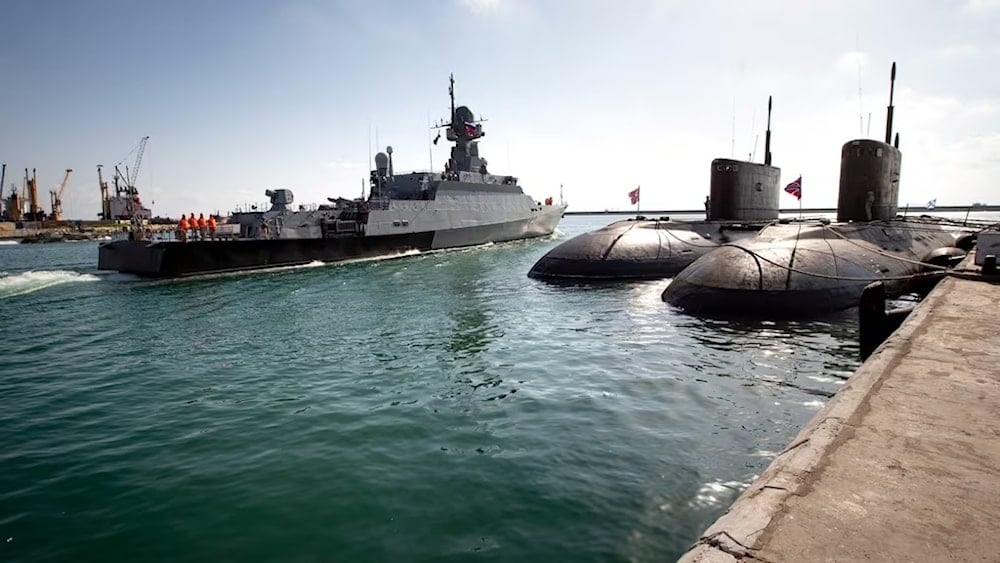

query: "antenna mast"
xmin=885 ymin=62 xmax=896 ymax=144
xmin=427 ymin=113 xmax=434 ymax=171
xmin=764 ymin=96 xmax=773 ymax=166
xmin=730 ymin=98 xmax=736 ymax=158
xmin=449 ymin=73 xmax=456 ymax=125
xmin=857 ymin=41 xmax=864 ymax=136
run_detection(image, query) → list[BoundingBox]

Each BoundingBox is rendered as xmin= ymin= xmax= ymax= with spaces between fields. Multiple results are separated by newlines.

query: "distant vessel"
xmin=662 ymin=62 xmax=976 ymax=317
xmin=98 ymin=76 xmax=566 ymax=278
xmin=528 ymin=98 xmax=780 ymax=280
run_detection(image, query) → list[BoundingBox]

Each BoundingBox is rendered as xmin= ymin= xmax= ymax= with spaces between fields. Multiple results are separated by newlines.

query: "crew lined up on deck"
xmin=176 ymin=213 xmax=217 ymax=242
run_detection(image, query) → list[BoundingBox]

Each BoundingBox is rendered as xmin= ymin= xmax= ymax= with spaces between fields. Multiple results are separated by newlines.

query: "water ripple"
xmin=0 ymin=217 xmax=862 ymax=562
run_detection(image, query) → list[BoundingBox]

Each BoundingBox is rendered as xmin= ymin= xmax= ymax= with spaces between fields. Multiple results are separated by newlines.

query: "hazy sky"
xmin=2 ymin=0 xmax=997 ymax=219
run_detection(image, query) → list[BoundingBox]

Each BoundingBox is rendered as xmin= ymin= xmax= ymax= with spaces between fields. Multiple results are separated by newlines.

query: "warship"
xmin=661 ymin=63 xmax=977 ymax=317
xmin=528 ymin=98 xmax=780 ymax=281
xmin=98 ymin=76 xmax=567 ymax=278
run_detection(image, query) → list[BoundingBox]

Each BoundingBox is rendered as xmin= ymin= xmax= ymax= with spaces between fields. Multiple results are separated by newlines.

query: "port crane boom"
xmin=49 ymin=168 xmax=73 ymax=221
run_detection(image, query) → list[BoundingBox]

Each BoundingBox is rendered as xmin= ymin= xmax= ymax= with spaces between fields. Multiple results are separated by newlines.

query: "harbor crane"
xmin=97 ymin=164 xmax=109 ymax=219
xmin=24 ymin=168 xmax=45 ymax=222
xmin=49 ymin=168 xmax=73 ymax=221
xmin=113 ymin=136 xmax=149 ymax=224
xmin=114 ymin=135 xmax=149 ymax=193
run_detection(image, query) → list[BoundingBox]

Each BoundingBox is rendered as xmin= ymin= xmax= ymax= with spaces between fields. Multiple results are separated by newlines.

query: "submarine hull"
xmin=661 ymin=218 xmax=968 ymax=317
xmin=527 ymin=219 xmax=767 ymax=281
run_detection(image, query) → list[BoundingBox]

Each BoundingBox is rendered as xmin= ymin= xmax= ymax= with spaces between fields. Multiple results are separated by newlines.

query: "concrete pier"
xmin=681 ymin=260 xmax=1000 ymax=562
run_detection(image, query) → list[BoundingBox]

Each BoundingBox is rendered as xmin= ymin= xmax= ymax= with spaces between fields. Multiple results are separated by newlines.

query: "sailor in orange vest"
xmin=207 ymin=215 xmax=217 ymax=239
xmin=190 ymin=212 xmax=198 ymax=240
xmin=197 ymin=213 xmax=207 ymax=239
xmin=177 ymin=214 xmax=189 ymax=242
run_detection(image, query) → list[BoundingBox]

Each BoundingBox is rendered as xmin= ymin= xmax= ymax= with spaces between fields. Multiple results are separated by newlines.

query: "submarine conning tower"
xmin=708 ymin=159 xmax=780 ymax=221
xmin=836 ymin=139 xmax=900 ymax=221
xmin=708 ymin=96 xmax=780 ymax=221
xmin=837 ymin=62 xmax=902 ymax=222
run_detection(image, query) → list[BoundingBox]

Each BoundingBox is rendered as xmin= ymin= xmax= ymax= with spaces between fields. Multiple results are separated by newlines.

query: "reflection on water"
xmin=672 ymin=314 xmax=859 ymax=399
xmin=0 ymin=217 xmax=870 ymax=562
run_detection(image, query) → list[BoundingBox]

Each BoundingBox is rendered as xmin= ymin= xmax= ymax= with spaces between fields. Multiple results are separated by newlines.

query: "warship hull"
xmin=99 ymin=74 xmax=568 ymax=278
xmin=98 ymin=211 xmax=563 ymax=278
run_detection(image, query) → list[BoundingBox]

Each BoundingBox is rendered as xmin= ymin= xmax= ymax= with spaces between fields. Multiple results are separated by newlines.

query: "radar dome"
xmin=374 ymin=152 xmax=389 ymax=174
xmin=455 ymin=106 xmax=474 ymax=124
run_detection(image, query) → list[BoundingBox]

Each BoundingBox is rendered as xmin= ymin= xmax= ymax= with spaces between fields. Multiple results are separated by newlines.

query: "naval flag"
xmin=926 ymin=198 xmax=937 ymax=210
xmin=628 ymin=186 xmax=640 ymax=205
xmin=784 ymin=176 xmax=802 ymax=200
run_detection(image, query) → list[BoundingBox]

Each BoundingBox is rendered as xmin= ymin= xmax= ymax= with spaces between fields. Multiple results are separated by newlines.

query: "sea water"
xmin=0 ymin=215 xmax=867 ymax=561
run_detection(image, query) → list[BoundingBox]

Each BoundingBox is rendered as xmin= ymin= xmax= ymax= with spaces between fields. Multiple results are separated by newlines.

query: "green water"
xmin=0 ymin=216 xmax=861 ymax=561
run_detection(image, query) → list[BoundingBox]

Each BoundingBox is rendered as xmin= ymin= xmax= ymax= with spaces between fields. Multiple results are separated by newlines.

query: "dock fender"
xmin=921 ymin=246 xmax=966 ymax=269
xmin=955 ymin=233 xmax=976 ymax=251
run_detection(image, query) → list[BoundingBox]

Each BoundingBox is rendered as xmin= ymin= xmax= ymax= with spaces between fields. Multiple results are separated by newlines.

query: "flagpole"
xmin=798 ymin=174 xmax=802 ymax=220
xmin=636 ymin=185 xmax=640 ymax=215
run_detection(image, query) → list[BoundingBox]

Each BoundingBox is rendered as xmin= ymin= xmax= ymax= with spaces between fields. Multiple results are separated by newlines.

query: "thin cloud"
xmin=457 ymin=0 xmax=502 ymax=15
xmin=929 ymin=43 xmax=979 ymax=60
xmin=326 ymin=160 xmax=362 ymax=169
xmin=834 ymin=51 xmax=867 ymax=74
xmin=963 ymin=0 xmax=1000 ymax=13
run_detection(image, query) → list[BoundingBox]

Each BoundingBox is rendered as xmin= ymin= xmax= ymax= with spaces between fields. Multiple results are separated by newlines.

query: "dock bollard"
xmin=859 ymin=281 xmax=913 ymax=361
xmin=983 ymin=255 xmax=997 ymax=275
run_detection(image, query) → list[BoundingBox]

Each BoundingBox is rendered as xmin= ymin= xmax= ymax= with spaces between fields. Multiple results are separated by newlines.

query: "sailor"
xmin=197 ymin=213 xmax=207 ymax=239
xmin=208 ymin=215 xmax=217 ymax=239
xmin=705 ymin=195 xmax=711 ymax=218
xmin=178 ymin=214 xmax=189 ymax=242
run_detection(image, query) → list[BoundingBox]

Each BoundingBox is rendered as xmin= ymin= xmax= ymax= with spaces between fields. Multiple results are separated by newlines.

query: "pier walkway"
xmin=681 ymin=261 xmax=1000 ymax=562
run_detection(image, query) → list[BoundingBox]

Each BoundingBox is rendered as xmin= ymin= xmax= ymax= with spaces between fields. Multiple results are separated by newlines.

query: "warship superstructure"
xmin=661 ymin=63 xmax=976 ymax=317
xmin=528 ymin=98 xmax=780 ymax=281
xmin=98 ymin=76 xmax=566 ymax=277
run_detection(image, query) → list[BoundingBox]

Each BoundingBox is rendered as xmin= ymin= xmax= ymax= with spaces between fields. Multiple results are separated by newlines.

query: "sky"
xmin=1 ymin=0 xmax=998 ymax=219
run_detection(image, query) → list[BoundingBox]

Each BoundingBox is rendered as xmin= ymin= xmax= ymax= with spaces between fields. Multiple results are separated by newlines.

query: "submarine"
xmin=527 ymin=98 xmax=782 ymax=281
xmin=662 ymin=62 xmax=975 ymax=317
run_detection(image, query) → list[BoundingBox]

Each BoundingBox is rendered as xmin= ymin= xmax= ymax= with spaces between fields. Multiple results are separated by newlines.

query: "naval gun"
xmin=265 ymin=189 xmax=294 ymax=212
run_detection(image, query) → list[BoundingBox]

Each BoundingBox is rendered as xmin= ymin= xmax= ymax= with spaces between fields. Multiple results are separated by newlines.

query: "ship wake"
xmin=0 ymin=270 xmax=99 ymax=299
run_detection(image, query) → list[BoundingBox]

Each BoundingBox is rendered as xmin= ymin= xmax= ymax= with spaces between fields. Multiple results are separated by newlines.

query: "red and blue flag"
xmin=784 ymin=176 xmax=801 ymax=200
xmin=628 ymin=186 xmax=640 ymax=205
